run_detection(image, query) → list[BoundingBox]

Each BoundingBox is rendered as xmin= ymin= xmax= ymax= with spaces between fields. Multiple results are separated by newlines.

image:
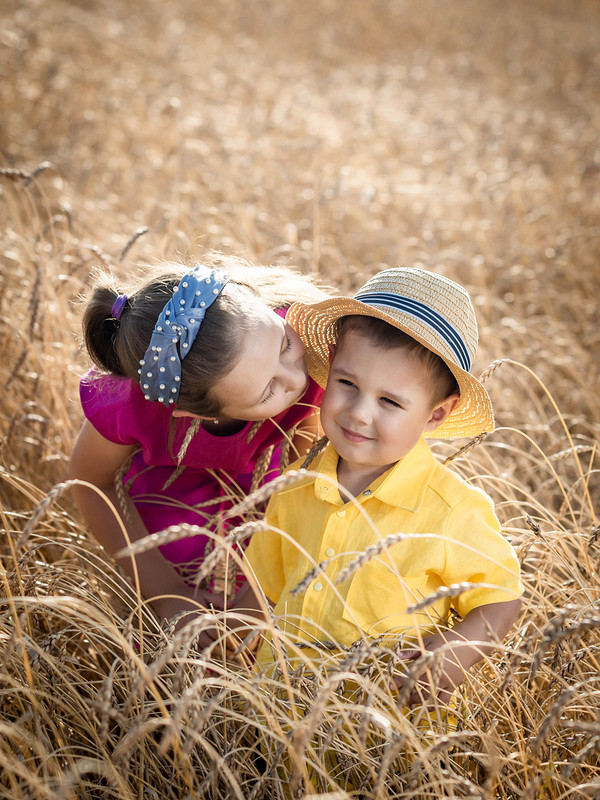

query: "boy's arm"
xmin=393 ymin=598 xmax=521 ymax=705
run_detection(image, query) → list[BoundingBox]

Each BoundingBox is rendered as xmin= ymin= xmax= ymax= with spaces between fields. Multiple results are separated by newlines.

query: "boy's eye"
xmin=382 ymin=397 xmax=401 ymax=408
xmin=339 ymin=379 xmax=356 ymax=388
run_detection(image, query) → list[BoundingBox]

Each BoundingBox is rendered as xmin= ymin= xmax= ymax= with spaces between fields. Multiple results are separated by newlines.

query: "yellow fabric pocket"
xmin=341 ymin=558 xmax=442 ymax=636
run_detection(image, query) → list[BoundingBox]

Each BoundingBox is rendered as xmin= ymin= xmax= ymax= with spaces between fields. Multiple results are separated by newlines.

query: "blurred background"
xmin=2 ymin=1 xmax=599 ymax=433
xmin=1 ymin=0 xmax=599 ymax=527
xmin=1 ymin=3 xmax=599 ymax=796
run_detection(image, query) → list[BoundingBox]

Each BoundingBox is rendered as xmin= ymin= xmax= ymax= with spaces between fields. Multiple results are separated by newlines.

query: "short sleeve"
xmin=80 ymin=372 xmax=172 ymax=447
xmin=443 ymin=491 xmax=523 ymax=618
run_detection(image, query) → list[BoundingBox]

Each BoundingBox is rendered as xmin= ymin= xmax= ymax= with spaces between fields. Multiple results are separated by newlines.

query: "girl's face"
xmin=209 ymin=305 xmax=309 ymax=421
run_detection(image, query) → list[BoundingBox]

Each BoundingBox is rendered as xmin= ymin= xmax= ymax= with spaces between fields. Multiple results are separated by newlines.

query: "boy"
xmin=243 ymin=267 xmax=522 ymax=704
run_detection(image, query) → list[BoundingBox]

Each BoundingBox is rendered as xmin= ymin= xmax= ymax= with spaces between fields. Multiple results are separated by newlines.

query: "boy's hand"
xmin=391 ymin=598 xmax=522 ymax=706
xmin=391 ymin=639 xmax=481 ymax=706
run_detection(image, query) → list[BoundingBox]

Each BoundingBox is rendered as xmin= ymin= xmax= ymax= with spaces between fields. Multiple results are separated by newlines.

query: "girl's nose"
xmin=282 ymin=361 xmax=307 ymax=396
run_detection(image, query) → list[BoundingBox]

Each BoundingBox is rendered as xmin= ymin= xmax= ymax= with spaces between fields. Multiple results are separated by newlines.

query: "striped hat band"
xmin=354 ymin=291 xmax=472 ymax=371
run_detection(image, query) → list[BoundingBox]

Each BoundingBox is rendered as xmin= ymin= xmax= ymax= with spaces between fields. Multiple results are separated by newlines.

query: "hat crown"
xmin=353 ymin=267 xmax=478 ymax=372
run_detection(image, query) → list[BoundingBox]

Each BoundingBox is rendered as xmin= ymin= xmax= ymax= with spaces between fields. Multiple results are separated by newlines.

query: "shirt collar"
xmin=313 ymin=444 xmax=345 ymax=506
xmin=312 ymin=437 xmax=436 ymax=512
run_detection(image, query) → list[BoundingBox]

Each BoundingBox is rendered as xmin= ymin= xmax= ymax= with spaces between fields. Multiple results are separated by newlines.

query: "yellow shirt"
xmin=245 ymin=438 xmax=522 ymax=661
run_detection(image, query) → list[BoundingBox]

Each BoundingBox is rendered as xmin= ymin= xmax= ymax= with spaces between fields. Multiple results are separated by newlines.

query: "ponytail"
xmin=82 ymin=283 xmax=129 ymax=376
xmin=80 ymin=264 xmax=241 ymax=414
xmin=81 ymin=267 xmax=179 ymax=383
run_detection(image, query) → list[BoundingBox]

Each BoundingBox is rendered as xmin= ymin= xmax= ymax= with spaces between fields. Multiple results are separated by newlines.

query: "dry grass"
xmin=1 ymin=0 xmax=599 ymax=796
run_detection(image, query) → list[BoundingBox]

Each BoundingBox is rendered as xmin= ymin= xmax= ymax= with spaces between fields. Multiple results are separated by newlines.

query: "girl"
xmin=68 ymin=254 xmax=331 ymax=626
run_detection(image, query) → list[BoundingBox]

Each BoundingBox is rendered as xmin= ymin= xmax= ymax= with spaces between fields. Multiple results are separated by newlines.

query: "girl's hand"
xmin=151 ymin=587 xmax=259 ymax=658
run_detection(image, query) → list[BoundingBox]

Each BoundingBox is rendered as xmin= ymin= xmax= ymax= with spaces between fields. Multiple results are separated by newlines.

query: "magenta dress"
xmin=79 ymin=318 xmax=323 ymax=590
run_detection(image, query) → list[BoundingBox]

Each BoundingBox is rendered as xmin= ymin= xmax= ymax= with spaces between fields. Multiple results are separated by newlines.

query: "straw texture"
xmin=287 ymin=267 xmax=494 ymax=440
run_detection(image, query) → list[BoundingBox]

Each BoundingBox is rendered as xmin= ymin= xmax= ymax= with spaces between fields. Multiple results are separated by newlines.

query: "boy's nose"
xmin=347 ymin=395 xmax=373 ymax=425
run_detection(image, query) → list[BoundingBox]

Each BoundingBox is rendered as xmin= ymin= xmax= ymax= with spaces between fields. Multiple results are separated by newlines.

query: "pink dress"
xmin=79 ymin=313 xmax=323 ymax=590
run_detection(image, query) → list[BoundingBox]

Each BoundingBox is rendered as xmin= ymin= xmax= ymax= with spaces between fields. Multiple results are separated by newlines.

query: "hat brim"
xmin=287 ymin=298 xmax=495 ymax=440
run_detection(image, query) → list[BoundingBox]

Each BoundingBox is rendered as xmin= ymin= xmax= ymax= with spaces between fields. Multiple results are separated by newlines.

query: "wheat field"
xmin=1 ymin=0 xmax=599 ymax=797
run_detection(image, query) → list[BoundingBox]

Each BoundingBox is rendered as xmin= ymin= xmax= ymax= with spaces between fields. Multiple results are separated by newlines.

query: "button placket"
xmin=318 ymin=506 xmax=347 ymax=565
xmin=304 ymin=508 xmax=343 ymax=623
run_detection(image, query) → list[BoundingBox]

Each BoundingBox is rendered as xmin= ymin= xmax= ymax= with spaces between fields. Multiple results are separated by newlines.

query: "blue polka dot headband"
xmin=138 ymin=266 xmax=229 ymax=406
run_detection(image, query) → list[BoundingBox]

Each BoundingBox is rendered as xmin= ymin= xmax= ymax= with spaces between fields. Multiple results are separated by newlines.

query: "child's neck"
xmin=336 ymin=458 xmax=391 ymax=499
xmin=201 ymin=417 xmax=247 ymax=436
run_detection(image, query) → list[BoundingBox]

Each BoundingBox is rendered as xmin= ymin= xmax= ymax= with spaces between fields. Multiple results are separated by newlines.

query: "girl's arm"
xmin=393 ymin=598 xmax=522 ymax=705
xmin=68 ymin=420 xmax=224 ymax=616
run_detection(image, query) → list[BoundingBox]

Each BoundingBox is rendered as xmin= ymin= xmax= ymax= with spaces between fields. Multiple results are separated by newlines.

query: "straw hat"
xmin=287 ymin=267 xmax=494 ymax=440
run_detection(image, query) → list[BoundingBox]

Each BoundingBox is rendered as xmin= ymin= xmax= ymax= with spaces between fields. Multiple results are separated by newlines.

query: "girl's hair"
xmin=337 ymin=315 xmax=460 ymax=404
xmin=82 ymin=253 xmax=331 ymax=416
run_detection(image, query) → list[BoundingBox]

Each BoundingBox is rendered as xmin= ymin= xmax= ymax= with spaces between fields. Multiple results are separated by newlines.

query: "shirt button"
xmin=313 ymin=582 xmax=323 ymax=592
xmin=363 ymin=489 xmax=372 ymax=496
xmin=325 ymin=547 xmax=335 ymax=558
xmin=336 ymin=509 xmax=346 ymax=518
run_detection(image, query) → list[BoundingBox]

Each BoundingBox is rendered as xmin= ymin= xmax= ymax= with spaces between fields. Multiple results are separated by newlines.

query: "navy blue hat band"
xmin=354 ymin=291 xmax=472 ymax=371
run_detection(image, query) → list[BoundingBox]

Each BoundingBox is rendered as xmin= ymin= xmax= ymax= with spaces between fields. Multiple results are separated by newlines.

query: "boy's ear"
xmin=327 ymin=343 xmax=337 ymax=363
xmin=423 ymin=393 xmax=460 ymax=432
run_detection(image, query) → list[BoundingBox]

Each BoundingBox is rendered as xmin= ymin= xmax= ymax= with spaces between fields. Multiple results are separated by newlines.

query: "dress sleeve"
xmin=79 ymin=372 xmax=168 ymax=447
xmin=442 ymin=491 xmax=523 ymax=618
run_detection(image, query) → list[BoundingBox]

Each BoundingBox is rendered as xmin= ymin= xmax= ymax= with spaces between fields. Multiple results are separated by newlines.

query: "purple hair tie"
xmin=111 ymin=294 xmax=128 ymax=320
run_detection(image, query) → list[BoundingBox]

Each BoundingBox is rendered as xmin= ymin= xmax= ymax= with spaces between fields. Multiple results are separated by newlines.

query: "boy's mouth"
xmin=340 ymin=426 xmax=372 ymax=444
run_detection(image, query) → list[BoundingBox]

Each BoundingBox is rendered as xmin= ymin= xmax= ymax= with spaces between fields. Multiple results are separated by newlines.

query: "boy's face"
xmin=320 ymin=328 xmax=453 ymax=486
